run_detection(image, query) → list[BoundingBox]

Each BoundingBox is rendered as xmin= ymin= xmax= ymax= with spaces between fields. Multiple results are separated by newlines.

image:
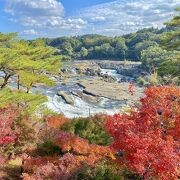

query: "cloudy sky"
xmin=0 ymin=0 xmax=179 ymax=39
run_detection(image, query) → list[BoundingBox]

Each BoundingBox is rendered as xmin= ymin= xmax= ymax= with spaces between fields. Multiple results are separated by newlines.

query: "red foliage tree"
xmin=55 ymin=132 xmax=113 ymax=162
xmin=0 ymin=106 xmax=18 ymax=164
xmin=22 ymin=153 xmax=81 ymax=180
xmin=105 ymin=85 xmax=180 ymax=180
xmin=22 ymin=131 xmax=115 ymax=179
xmin=0 ymin=106 xmax=17 ymax=145
xmin=128 ymin=82 xmax=134 ymax=96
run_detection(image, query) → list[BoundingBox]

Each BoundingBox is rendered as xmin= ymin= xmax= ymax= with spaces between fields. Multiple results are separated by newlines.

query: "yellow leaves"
xmin=0 ymin=32 xmax=18 ymax=45
xmin=149 ymin=71 xmax=159 ymax=85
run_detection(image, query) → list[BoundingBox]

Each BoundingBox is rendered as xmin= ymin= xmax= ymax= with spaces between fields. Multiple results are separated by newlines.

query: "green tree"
xmin=159 ymin=8 xmax=180 ymax=82
xmin=60 ymin=42 xmax=73 ymax=56
xmin=114 ymin=38 xmax=127 ymax=60
xmin=0 ymin=33 xmax=61 ymax=91
xmin=141 ymin=45 xmax=167 ymax=71
xmin=80 ymin=47 xmax=88 ymax=59
xmin=0 ymin=33 xmax=62 ymax=113
xmin=135 ymin=40 xmax=157 ymax=60
xmin=161 ymin=8 xmax=180 ymax=51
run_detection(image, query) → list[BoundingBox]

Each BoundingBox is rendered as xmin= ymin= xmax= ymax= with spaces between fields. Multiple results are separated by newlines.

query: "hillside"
xmin=41 ymin=27 xmax=170 ymax=61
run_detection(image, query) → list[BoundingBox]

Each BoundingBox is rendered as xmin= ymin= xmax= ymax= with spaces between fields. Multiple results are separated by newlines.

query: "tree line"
xmin=40 ymin=27 xmax=168 ymax=61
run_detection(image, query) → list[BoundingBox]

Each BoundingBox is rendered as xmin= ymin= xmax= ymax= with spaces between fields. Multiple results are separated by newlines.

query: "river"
xmin=4 ymin=67 xmax=136 ymax=118
xmin=42 ymin=68 xmax=132 ymax=118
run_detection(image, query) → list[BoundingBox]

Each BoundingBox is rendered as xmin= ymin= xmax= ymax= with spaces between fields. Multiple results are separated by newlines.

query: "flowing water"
xmin=42 ymin=68 xmax=130 ymax=118
xmin=4 ymin=68 xmax=131 ymax=118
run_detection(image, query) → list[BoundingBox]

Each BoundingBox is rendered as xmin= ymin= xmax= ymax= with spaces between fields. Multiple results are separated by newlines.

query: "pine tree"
xmin=0 ymin=33 xmax=62 ymax=113
xmin=161 ymin=8 xmax=180 ymax=51
xmin=159 ymin=8 xmax=180 ymax=82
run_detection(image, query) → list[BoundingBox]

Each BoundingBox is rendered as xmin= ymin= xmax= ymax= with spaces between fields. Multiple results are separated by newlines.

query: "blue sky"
xmin=61 ymin=0 xmax=113 ymax=15
xmin=0 ymin=0 xmax=179 ymax=39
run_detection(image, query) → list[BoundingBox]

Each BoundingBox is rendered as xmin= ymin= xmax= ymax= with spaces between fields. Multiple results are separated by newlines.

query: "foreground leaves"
xmin=105 ymin=85 xmax=180 ymax=180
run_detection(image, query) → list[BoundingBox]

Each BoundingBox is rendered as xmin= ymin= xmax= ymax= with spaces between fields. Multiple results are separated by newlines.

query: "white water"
xmin=46 ymin=95 xmax=124 ymax=118
xmin=100 ymin=68 xmax=134 ymax=82
xmin=43 ymin=68 xmax=128 ymax=118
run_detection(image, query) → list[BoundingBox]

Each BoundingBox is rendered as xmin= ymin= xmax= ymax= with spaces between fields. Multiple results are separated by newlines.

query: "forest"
xmin=0 ymin=7 xmax=179 ymax=180
xmin=43 ymin=27 xmax=169 ymax=61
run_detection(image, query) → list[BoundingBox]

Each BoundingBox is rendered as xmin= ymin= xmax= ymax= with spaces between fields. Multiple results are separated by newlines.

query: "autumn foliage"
xmin=0 ymin=106 xmax=18 ymax=145
xmin=22 ymin=114 xmax=114 ymax=179
xmin=1 ymin=85 xmax=179 ymax=179
xmin=22 ymin=153 xmax=81 ymax=180
xmin=105 ymin=85 xmax=180 ymax=180
xmin=22 ymin=132 xmax=113 ymax=179
xmin=46 ymin=114 xmax=70 ymax=129
xmin=55 ymin=132 xmax=113 ymax=160
xmin=0 ymin=105 xmax=38 ymax=169
xmin=0 ymin=106 xmax=19 ymax=164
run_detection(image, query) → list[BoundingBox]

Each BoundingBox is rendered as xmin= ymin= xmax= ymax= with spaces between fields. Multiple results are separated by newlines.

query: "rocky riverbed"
xmin=3 ymin=60 xmax=144 ymax=118
xmin=76 ymin=77 xmax=143 ymax=104
xmin=60 ymin=60 xmax=143 ymax=83
xmin=44 ymin=60 xmax=144 ymax=118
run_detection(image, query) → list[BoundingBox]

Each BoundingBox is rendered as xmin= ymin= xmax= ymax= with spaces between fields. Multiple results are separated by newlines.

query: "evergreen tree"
xmin=160 ymin=8 xmax=180 ymax=81
xmin=0 ymin=33 xmax=62 ymax=113
xmin=161 ymin=8 xmax=180 ymax=50
xmin=0 ymin=33 xmax=61 ymax=91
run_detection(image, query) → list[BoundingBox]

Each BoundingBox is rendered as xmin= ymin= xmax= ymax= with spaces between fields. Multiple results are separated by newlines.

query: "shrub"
xmin=77 ymin=159 xmax=125 ymax=180
xmin=0 ymin=106 xmax=18 ymax=165
xmin=136 ymin=76 xmax=146 ymax=86
xmin=61 ymin=115 xmax=112 ymax=145
xmin=22 ymin=154 xmax=81 ymax=180
xmin=0 ymin=105 xmax=36 ymax=167
xmin=149 ymin=71 xmax=159 ymax=85
xmin=22 ymin=131 xmax=114 ymax=180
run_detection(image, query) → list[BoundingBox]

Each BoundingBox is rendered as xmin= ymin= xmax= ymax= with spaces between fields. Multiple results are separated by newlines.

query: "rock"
xmin=101 ymin=74 xmax=116 ymax=83
xmin=62 ymin=61 xmax=101 ymax=76
xmin=57 ymin=91 xmax=74 ymax=105
xmin=75 ymin=77 xmax=144 ymax=105
xmin=61 ymin=68 xmax=68 ymax=73
xmin=72 ymin=90 xmax=98 ymax=104
xmin=85 ymin=68 xmax=96 ymax=76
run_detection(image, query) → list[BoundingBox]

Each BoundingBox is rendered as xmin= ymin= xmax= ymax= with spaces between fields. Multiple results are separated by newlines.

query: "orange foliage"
xmin=22 ymin=130 xmax=115 ymax=179
xmin=55 ymin=131 xmax=114 ymax=163
xmin=46 ymin=114 xmax=70 ymax=129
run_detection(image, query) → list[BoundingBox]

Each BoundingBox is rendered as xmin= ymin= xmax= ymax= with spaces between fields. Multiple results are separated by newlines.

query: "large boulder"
xmin=75 ymin=77 xmax=144 ymax=105
xmin=57 ymin=91 xmax=74 ymax=105
xmin=72 ymin=90 xmax=98 ymax=104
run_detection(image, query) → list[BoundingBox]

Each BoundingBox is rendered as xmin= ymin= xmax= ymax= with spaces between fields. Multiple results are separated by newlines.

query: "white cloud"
xmin=4 ymin=0 xmax=87 ymax=35
xmin=21 ymin=29 xmax=39 ymax=35
xmin=91 ymin=16 xmax=106 ymax=22
xmin=5 ymin=0 xmax=64 ymax=16
xmin=78 ymin=0 xmax=180 ymax=35
xmin=4 ymin=0 xmax=180 ymax=37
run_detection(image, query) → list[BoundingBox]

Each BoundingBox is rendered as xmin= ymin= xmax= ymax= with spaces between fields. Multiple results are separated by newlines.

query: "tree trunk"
xmin=1 ymin=74 xmax=11 ymax=89
xmin=17 ymin=75 xmax=20 ymax=90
